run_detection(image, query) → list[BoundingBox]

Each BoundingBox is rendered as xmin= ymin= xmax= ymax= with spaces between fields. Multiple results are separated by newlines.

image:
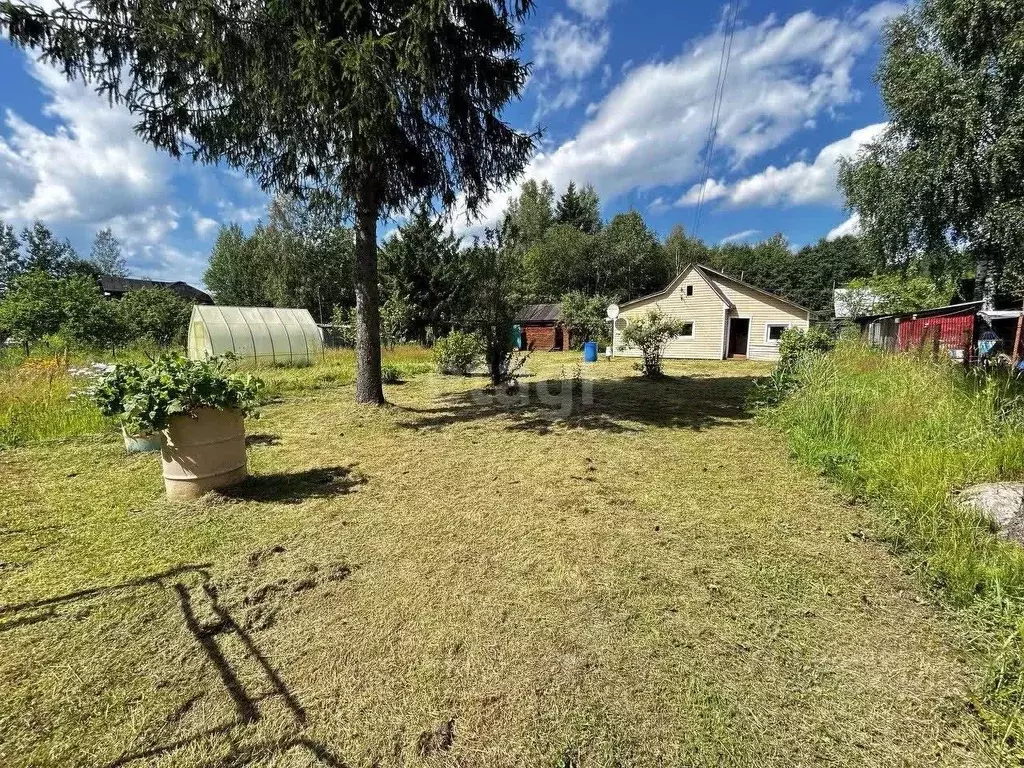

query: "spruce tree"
xmin=2 ymin=0 xmax=535 ymax=403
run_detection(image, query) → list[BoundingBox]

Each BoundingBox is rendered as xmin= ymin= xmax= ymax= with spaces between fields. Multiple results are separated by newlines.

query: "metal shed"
xmin=857 ymin=302 xmax=982 ymax=360
xmin=187 ymin=305 xmax=323 ymax=366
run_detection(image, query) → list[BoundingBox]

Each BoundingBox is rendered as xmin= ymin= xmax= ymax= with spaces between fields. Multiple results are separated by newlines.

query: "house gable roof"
xmin=619 ymin=262 xmax=810 ymax=315
xmin=619 ymin=263 xmax=733 ymax=310
xmin=694 ymin=264 xmax=810 ymax=314
xmin=99 ymin=275 xmax=213 ymax=304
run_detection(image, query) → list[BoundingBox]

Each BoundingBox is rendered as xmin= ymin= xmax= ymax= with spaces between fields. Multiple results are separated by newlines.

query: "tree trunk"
xmin=353 ymin=187 xmax=385 ymax=405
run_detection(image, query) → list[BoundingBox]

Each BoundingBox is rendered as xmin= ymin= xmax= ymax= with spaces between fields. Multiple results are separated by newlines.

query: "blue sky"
xmin=0 ymin=0 xmax=899 ymax=287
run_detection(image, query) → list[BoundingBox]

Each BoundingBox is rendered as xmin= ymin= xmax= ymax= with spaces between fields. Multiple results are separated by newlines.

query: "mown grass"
xmin=256 ymin=345 xmax=435 ymax=395
xmin=767 ymin=342 xmax=1024 ymax=757
xmin=0 ymin=353 xmax=1001 ymax=766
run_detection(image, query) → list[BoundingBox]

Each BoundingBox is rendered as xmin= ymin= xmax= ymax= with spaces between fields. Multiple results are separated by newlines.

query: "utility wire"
xmin=692 ymin=1 xmax=740 ymax=239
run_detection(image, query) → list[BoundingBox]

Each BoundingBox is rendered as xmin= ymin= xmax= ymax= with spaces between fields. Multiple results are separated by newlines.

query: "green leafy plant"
xmin=778 ymin=326 xmax=836 ymax=372
xmin=116 ymin=287 xmax=193 ymax=346
xmin=433 ymin=330 xmax=483 ymax=376
xmin=752 ymin=327 xmax=837 ymax=408
xmin=91 ymin=353 xmax=263 ymax=435
xmin=330 ymin=305 xmax=357 ymax=347
xmin=560 ymin=291 xmax=614 ymax=347
xmin=381 ymin=364 xmax=402 ymax=384
xmin=619 ymin=310 xmax=689 ymax=377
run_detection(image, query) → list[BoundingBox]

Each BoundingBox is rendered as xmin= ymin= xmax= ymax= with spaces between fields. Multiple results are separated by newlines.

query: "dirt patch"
xmin=210 ymin=545 xmax=356 ymax=631
xmin=417 ymin=718 xmax=455 ymax=757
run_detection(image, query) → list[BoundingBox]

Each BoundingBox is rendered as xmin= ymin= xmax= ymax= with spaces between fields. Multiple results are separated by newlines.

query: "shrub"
xmin=619 ymin=310 xmax=688 ymax=377
xmin=90 ymin=353 xmax=263 ymax=434
xmin=381 ymin=364 xmax=402 ymax=384
xmin=0 ymin=270 xmax=125 ymax=352
xmin=116 ymin=287 xmax=193 ymax=346
xmin=380 ymin=293 xmax=410 ymax=349
xmin=329 ymin=305 xmax=357 ymax=347
xmin=560 ymin=291 xmax=614 ymax=347
xmin=778 ymin=325 xmax=835 ymax=371
xmin=433 ymin=330 xmax=482 ymax=376
xmin=753 ymin=326 xmax=837 ymax=407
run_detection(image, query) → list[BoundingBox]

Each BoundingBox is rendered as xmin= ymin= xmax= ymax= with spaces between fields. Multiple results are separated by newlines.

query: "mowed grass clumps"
xmin=0 ymin=354 xmax=1000 ymax=767
xmin=240 ymin=345 xmax=435 ymax=396
xmin=767 ymin=342 xmax=1024 ymax=751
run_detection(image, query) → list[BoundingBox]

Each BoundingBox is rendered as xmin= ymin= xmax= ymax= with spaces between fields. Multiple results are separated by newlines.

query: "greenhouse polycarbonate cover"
xmin=188 ymin=306 xmax=324 ymax=365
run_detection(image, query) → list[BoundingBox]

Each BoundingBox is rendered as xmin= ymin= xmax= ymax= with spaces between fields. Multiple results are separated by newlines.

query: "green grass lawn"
xmin=0 ymin=353 xmax=999 ymax=766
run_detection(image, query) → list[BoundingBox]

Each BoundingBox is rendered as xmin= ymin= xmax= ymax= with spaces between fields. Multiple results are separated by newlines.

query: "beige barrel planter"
xmin=160 ymin=408 xmax=248 ymax=500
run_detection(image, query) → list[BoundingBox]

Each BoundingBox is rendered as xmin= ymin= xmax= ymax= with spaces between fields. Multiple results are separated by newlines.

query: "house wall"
xmin=615 ymin=266 xmax=727 ymax=360
xmin=614 ymin=266 xmax=809 ymax=361
xmin=711 ymin=275 xmax=810 ymax=361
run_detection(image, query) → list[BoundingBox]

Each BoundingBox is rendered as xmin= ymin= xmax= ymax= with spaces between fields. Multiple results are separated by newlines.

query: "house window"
xmin=765 ymin=323 xmax=789 ymax=344
xmin=685 ymin=285 xmax=694 ymax=296
xmin=680 ymin=321 xmax=695 ymax=338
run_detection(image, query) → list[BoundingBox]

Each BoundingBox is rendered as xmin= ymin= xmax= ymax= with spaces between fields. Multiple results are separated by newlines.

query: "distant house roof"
xmin=515 ymin=303 xmax=562 ymax=323
xmin=834 ymin=287 xmax=883 ymax=319
xmin=99 ymin=275 xmax=213 ymax=304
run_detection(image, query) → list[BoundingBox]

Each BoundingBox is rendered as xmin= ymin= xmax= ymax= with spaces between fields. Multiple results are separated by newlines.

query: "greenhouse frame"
xmin=187 ymin=306 xmax=324 ymax=365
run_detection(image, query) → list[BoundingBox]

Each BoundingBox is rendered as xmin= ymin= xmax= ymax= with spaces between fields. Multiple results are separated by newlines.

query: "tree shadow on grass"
xmin=397 ymin=374 xmax=759 ymax=435
xmin=216 ymin=465 xmax=367 ymax=504
xmin=245 ymin=433 xmax=281 ymax=447
xmin=1 ymin=559 xmax=351 ymax=766
xmin=0 ymin=563 xmax=213 ymax=624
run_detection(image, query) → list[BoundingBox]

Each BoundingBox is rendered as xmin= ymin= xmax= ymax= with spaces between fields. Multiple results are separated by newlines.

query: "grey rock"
xmin=959 ymin=482 xmax=1024 ymax=543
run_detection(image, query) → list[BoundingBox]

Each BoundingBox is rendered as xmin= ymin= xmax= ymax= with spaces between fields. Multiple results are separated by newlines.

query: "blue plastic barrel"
xmin=583 ymin=341 xmax=598 ymax=363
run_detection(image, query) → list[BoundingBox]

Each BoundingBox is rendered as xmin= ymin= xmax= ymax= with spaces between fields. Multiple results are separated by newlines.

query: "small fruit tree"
xmin=619 ymin=310 xmax=689 ymax=377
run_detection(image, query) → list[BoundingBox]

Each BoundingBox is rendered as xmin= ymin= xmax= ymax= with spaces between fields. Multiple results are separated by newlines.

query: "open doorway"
xmin=554 ymin=325 xmax=564 ymax=351
xmin=727 ymin=318 xmax=749 ymax=359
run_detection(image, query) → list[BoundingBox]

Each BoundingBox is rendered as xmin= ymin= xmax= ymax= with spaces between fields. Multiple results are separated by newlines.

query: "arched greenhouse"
xmin=187 ymin=306 xmax=324 ymax=365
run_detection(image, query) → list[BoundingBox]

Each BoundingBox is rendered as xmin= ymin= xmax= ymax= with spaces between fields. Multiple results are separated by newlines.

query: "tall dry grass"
xmin=0 ymin=345 xmax=436 ymax=447
xmin=0 ymin=356 xmax=110 ymax=447
xmin=768 ymin=342 xmax=1024 ymax=753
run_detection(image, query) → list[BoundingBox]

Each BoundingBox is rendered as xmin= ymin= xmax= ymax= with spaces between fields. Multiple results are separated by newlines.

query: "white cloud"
xmin=0 ymin=55 xmax=268 ymax=286
xmin=0 ymin=62 xmax=175 ymax=226
xmin=676 ymin=122 xmax=886 ymax=209
xmin=567 ymin=0 xmax=612 ymax=20
xmin=827 ymin=213 xmax=861 ymax=240
xmin=534 ymin=15 xmax=610 ymax=79
xmin=720 ymin=229 xmax=760 ymax=244
xmin=192 ymin=212 xmax=220 ymax=238
xmin=456 ymin=5 xmax=895 ymax=233
xmin=678 ymin=178 xmax=729 ymax=207
xmin=533 ymin=84 xmax=584 ymax=121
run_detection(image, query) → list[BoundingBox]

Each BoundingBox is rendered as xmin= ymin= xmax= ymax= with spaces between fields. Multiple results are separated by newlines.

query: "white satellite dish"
xmin=606 ymin=303 xmax=620 ymax=320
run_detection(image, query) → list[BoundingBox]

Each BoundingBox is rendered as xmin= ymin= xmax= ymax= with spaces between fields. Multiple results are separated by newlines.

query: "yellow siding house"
xmin=613 ymin=263 xmax=810 ymax=362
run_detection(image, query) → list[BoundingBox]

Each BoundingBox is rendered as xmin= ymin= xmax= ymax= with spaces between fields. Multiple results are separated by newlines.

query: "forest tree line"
xmin=205 ymin=179 xmax=931 ymax=347
xmin=0 ymin=219 xmax=192 ymax=352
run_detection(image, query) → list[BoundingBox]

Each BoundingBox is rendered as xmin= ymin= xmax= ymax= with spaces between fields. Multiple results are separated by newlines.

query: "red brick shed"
xmin=515 ymin=303 xmax=570 ymax=351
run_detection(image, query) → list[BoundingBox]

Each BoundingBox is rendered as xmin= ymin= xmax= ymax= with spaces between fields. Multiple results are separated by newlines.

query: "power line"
xmin=691 ymin=1 xmax=740 ymax=239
